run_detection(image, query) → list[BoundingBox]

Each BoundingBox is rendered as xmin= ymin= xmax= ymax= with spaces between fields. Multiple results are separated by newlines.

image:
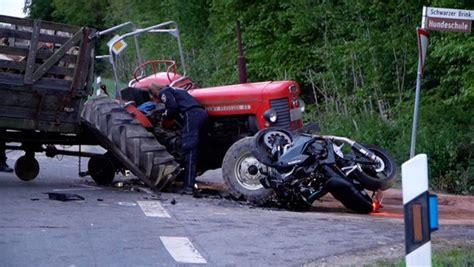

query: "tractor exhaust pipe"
xmin=236 ymin=20 xmax=248 ymax=83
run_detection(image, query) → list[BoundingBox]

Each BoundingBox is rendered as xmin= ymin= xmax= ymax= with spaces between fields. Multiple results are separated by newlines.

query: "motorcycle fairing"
xmin=274 ymin=135 xmax=313 ymax=168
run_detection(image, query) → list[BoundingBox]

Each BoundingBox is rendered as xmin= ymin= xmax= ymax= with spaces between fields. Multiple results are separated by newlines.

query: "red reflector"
xmin=412 ymin=204 xmax=423 ymax=242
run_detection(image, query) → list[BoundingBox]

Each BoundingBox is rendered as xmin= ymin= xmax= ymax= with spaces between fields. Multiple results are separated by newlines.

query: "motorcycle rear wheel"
xmin=351 ymin=144 xmax=397 ymax=191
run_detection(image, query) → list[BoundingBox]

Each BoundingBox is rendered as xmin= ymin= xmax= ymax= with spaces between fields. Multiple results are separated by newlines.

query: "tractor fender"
xmin=126 ymin=104 xmax=153 ymax=129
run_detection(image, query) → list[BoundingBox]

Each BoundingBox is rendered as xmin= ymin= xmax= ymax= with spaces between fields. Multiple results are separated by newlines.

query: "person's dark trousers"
xmin=0 ymin=141 xmax=6 ymax=164
xmin=0 ymin=129 xmax=12 ymax=172
xmin=0 ymin=129 xmax=6 ymax=164
xmin=181 ymin=108 xmax=208 ymax=190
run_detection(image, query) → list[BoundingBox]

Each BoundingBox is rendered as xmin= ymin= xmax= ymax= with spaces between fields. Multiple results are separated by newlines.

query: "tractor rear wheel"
xmin=82 ymin=95 xmax=180 ymax=190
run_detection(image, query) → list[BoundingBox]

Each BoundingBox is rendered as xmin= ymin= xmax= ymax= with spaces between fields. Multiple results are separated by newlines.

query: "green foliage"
xmin=25 ymin=0 xmax=54 ymax=20
xmin=29 ymin=0 xmax=473 ymax=194
xmin=51 ymin=0 xmax=109 ymax=29
xmin=427 ymin=33 xmax=474 ymax=103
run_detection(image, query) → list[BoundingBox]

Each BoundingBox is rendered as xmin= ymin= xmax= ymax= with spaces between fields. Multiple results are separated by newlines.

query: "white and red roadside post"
xmin=402 ymin=154 xmax=438 ymax=266
xmin=405 ymin=6 xmax=473 ymax=267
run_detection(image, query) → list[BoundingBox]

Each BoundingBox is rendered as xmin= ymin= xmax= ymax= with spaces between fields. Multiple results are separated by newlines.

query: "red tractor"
xmin=82 ymin=21 xmax=305 ymax=203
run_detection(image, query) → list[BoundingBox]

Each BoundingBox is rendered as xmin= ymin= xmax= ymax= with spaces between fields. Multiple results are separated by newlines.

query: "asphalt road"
xmin=1 ymin=147 xmax=473 ymax=266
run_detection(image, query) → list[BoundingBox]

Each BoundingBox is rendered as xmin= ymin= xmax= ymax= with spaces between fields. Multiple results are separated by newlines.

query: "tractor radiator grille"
xmin=270 ymin=98 xmax=291 ymax=129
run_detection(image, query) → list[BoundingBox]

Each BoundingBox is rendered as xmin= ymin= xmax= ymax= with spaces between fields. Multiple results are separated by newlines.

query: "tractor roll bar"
xmin=108 ymin=21 xmax=186 ymax=103
xmin=92 ymin=21 xmax=143 ymax=70
xmin=93 ymin=21 xmax=135 ymax=38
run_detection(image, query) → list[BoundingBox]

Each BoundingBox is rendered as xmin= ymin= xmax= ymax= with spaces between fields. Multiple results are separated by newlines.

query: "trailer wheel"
xmin=88 ymin=154 xmax=116 ymax=185
xmin=14 ymin=155 xmax=39 ymax=181
xmin=82 ymin=95 xmax=180 ymax=190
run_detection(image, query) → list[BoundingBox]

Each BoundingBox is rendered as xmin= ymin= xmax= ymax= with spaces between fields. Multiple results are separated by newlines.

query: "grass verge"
xmin=374 ymin=245 xmax=474 ymax=267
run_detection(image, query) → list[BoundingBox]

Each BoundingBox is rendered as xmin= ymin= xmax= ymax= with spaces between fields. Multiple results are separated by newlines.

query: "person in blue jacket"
xmin=150 ymin=83 xmax=208 ymax=196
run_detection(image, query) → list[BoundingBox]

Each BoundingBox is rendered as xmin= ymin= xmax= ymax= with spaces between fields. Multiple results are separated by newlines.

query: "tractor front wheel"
xmin=222 ymin=137 xmax=274 ymax=205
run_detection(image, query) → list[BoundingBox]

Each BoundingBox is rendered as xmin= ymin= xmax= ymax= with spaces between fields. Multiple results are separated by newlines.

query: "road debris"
xmin=112 ymin=179 xmax=147 ymax=192
xmin=45 ymin=192 xmax=85 ymax=202
xmin=143 ymin=194 xmax=161 ymax=200
xmin=132 ymin=186 xmax=155 ymax=194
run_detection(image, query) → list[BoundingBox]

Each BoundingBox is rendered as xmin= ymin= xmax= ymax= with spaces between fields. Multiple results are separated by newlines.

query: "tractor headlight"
xmin=299 ymin=99 xmax=305 ymax=113
xmin=288 ymin=85 xmax=298 ymax=93
xmin=263 ymin=108 xmax=278 ymax=123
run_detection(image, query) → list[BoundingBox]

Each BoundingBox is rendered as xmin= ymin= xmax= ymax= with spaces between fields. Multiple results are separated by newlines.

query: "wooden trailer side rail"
xmin=0 ymin=15 xmax=96 ymax=133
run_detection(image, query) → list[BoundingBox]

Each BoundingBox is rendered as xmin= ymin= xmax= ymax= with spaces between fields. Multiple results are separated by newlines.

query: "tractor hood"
xmin=132 ymin=73 xmax=299 ymax=108
xmin=132 ymin=73 xmax=302 ymax=126
xmin=190 ymin=80 xmax=298 ymax=107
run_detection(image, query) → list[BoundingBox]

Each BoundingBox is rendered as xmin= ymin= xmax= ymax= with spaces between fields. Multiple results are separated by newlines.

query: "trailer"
xmin=0 ymin=15 xmax=179 ymax=188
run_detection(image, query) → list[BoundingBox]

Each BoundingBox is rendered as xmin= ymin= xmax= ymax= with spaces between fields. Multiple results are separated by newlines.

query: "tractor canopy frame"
xmin=106 ymin=21 xmax=187 ymax=102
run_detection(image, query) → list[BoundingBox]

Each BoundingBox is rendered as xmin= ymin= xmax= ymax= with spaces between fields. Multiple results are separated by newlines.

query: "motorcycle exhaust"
xmin=351 ymin=142 xmax=377 ymax=162
xmin=321 ymin=135 xmax=378 ymax=162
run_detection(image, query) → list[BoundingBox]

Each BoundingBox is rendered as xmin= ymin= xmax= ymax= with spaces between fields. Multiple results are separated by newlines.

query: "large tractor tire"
xmin=82 ymin=95 xmax=180 ymax=190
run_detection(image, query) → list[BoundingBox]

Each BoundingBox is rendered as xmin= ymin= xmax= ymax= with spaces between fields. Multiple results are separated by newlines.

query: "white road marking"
xmin=137 ymin=201 xmax=171 ymax=218
xmin=117 ymin=202 xmax=137 ymax=207
xmin=160 ymin=236 xmax=207 ymax=264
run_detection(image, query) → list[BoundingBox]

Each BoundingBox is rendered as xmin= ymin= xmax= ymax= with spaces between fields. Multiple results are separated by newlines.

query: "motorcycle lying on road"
xmin=235 ymin=126 xmax=397 ymax=213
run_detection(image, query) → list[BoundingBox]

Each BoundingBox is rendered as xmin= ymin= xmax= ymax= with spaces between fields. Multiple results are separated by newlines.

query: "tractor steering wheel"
xmin=132 ymin=60 xmax=177 ymax=84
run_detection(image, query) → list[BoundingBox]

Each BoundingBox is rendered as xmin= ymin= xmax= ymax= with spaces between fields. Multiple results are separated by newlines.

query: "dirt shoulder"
xmin=309 ymin=189 xmax=474 ymax=225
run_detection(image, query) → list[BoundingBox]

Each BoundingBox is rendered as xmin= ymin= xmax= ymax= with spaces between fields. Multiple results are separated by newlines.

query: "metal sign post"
xmin=409 ymin=27 xmax=429 ymax=159
xmin=409 ymin=6 xmax=473 ymax=158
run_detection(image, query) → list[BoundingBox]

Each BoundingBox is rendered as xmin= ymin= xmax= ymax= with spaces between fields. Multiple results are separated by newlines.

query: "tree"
xmin=51 ymin=0 xmax=109 ymax=29
xmin=26 ymin=0 xmax=54 ymax=20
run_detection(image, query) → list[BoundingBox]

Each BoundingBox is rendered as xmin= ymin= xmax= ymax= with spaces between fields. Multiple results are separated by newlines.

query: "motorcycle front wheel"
xmin=351 ymin=144 xmax=397 ymax=191
xmin=252 ymin=127 xmax=294 ymax=166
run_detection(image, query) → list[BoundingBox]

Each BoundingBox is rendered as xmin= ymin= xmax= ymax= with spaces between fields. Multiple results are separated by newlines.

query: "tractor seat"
xmin=120 ymin=87 xmax=150 ymax=106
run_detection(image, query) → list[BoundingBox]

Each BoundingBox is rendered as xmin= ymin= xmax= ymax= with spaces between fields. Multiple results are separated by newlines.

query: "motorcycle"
xmin=250 ymin=126 xmax=397 ymax=213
